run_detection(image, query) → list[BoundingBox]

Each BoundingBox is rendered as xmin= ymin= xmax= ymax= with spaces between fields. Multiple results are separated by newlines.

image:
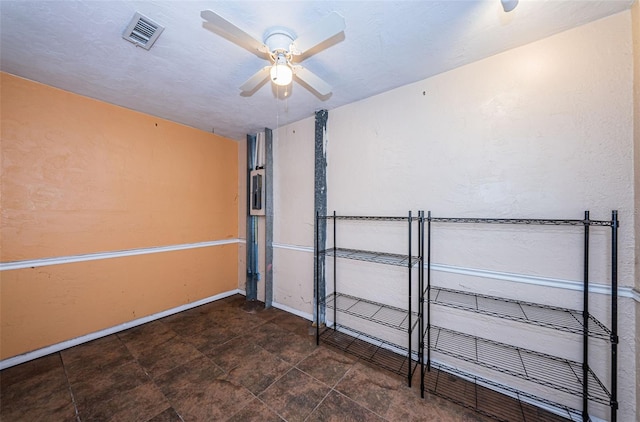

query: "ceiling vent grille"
xmin=122 ymin=12 xmax=164 ymax=50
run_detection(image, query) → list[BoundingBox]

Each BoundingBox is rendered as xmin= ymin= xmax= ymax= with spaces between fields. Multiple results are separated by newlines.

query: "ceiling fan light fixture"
xmin=201 ymin=9 xmax=343 ymax=96
xmin=270 ymin=63 xmax=292 ymax=86
xmin=270 ymin=55 xmax=293 ymax=86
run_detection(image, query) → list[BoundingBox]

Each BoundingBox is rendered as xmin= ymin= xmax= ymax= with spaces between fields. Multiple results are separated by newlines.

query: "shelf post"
xmin=408 ymin=210 xmax=413 ymax=387
xmin=611 ymin=210 xmax=618 ymax=422
xmin=582 ymin=211 xmax=590 ymax=421
xmin=333 ymin=210 xmax=338 ymax=331
xmin=427 ymin=210 xmax=432 ymax=373
xmin=419 ymin=210 xmax=425 ymax=398
xmin=333 ymin=211 xmax=337 ymax=330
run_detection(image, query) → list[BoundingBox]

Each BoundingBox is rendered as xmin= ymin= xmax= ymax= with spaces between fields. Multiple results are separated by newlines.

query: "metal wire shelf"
xmin=429 ymin=217 xmax=612 ymax=227
xmin=319 ymin=215 xmax=419 ymax=221
xmin=429 ymin=326 xmax=611 ymax=405
xmin=319 ymin=324 xmax=418 ymax=377
xmin=321 ymin=247 xmax=421 ymax=267
xmin=424 ymin=361 xmax=582 ymax=422
xmin=324 ymin=292 xmax=419 ymax=332
xmin=430 ymin=287 xmax=611 ymax=340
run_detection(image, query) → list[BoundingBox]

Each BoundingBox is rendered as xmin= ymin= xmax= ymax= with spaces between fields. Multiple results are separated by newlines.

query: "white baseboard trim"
xmin=237 ymin=288 xmax=313 ymax=321
xmin=0 ymin=289 xmax=243 ymax=370
xmin=0 ymin=239 xmax=241 ymax=271
xmin=272 ymin=301 xmax=313 ymax=321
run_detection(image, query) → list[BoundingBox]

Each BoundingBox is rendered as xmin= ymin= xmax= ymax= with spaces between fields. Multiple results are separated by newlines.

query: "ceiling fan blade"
xmin=293 ymin=66 xmax=332 ymax=96
xmin=201 ymin=10 xmax=269 ymax=57
xmin=240 ymin=66 xmax=271 ymax=94
xmin=291 ymin=12 xmax=345 ymax=56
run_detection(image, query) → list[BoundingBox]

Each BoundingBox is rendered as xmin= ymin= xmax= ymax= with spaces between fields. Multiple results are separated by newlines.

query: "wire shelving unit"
xmin=315 ymin=211 xmax=424 ymax=384
xmin=422 ymin=211 xmax=619 ymax=422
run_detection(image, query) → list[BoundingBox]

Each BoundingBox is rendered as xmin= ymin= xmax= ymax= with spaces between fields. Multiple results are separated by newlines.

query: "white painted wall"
xmin=631 ymin=1 xmax=640 ymax=414
xmin=272 ymin=116 xmax=316 ymax=315
xmin=272 ymin=10 xmax=636 ymax=422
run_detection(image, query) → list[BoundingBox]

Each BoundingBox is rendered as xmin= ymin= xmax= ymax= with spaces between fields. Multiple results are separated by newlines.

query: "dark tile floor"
xmin=1 ymin=294 xmax=532 ymax=421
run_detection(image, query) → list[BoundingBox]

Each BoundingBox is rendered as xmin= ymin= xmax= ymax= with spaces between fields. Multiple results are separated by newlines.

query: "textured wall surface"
xmin=272 ymin=11 xmax=636 ymax=421
xmin=631 ymin=0 xmax=640 ymax=416
xmin=0 ymin=73 xmax=239 ymax=359
xmin=272 ymin=116 xmax=316 ymax=314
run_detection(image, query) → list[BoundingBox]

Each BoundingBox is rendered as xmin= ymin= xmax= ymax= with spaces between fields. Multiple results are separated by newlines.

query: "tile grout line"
xmin=302 ymin=386 xmax=334 ymax=422
xmin=116 ymin=334 xmax=178 ymax=421
xmin=300 ymin=361 xmax=392 ymax=422
xmin=328 ymin=360 xmax=396 ymax=422
xmin=301 ymin=357 xmax=356 ymax=422
xmin=117 ymin=322 xmax=189 ymax=422
xmin=330 ymin=387 xmax=392 ymax=422
xmin=294 ymin=365 xmax=337 ymax=390
xmin=200 ymin=315 xmax=290 ymax=422
xmin=59 ymin=352 xmax=81 ymax=422
xmin=254 ymin=394 xmax=290 ymax=422
xmin=238 ymin=322 xmax=325 ymax=422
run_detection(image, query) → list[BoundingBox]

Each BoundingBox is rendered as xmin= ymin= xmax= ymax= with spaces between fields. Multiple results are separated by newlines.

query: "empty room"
xmin=1 ymin=1 xmax=639 ymax=421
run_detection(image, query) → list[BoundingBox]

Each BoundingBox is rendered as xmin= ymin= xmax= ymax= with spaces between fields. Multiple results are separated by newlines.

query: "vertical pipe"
xmin=253 ymin=222 xmax=259 ymax=293
xmin=582 ymin=211 xmax=590 ymax=421
xmin=611 ymin=210 xmax=618 ymax=422
xmin=245 ymin=134 xmax=258 ymax=301
xmin=264 ymin=128 xmax=274 ymax=308
xmin=408 ymin=210 xmax=412 ymax=387
xmin=313 ymin=110 xmax=328 ymax=327
xmin=427 ymin=211 xmax=432 ymax=372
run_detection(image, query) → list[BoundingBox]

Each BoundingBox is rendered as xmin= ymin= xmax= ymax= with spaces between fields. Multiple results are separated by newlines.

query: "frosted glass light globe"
xmin=270 ymin=63 xmax=292 ymax=86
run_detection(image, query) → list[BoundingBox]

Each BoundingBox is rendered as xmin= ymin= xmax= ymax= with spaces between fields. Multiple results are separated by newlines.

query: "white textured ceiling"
xmin=0 ymin=0 xmax=634 ymax=140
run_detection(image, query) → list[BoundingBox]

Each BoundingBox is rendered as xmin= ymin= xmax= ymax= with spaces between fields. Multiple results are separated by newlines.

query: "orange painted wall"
xmin=0 ymin=73 xmax=239 ymax=359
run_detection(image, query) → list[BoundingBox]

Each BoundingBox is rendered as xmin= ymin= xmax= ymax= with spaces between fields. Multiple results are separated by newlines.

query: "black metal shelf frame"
xmin=422 ymin=210 xmax=619 ymax=422
xmin=315 ymin=211 xmax=425 ymax=386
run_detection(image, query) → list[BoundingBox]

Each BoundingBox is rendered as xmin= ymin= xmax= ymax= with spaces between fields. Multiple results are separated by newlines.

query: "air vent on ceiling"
xmin=122 ymin=12 xmax=164 ymax=50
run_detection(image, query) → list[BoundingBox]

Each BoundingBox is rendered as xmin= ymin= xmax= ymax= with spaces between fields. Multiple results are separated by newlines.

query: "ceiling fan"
xmin=200 ymin=10 xmax=345 ymax=97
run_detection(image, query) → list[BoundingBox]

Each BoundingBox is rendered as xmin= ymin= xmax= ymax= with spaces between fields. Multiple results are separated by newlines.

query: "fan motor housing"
xmin=264 ymin=27 xmax=295 ymax=53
